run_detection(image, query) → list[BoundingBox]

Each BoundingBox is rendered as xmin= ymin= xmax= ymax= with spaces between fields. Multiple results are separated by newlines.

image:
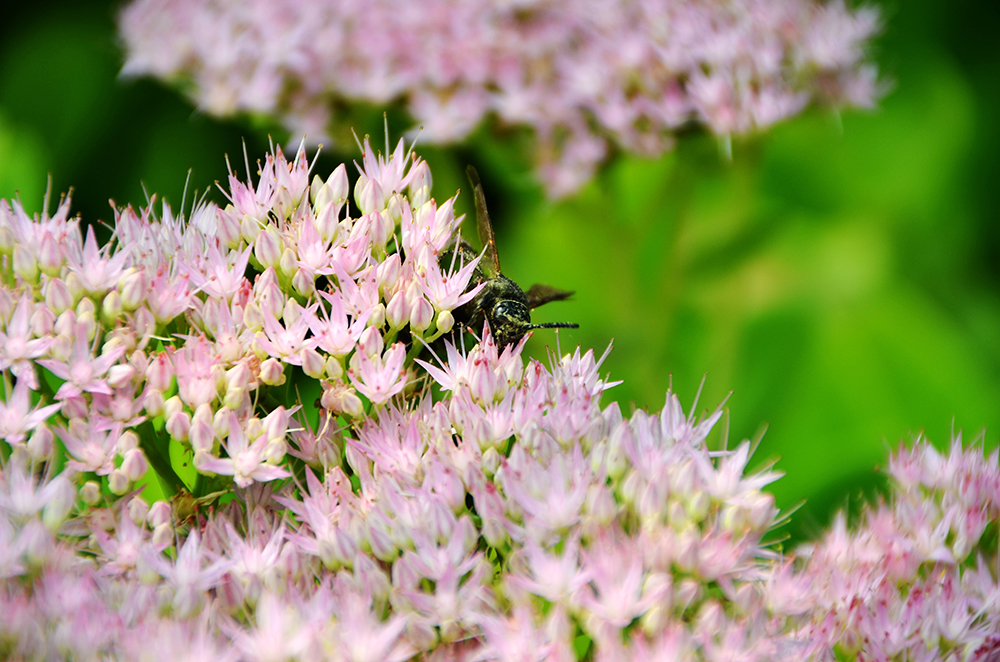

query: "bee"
xmin=444 ymin=166 xmax=578 ymax=350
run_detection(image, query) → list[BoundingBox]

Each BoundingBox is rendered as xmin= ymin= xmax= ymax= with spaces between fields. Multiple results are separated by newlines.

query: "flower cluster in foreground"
xmin=1 ymin=143 xmax=998 ymax=661
xmin=118 ymin=0 xmax=881 ymax=196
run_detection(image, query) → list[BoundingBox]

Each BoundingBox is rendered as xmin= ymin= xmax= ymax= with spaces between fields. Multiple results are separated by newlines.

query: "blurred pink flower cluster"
xmin=2 ymin=142 xmax=996 ymax=660
xmin=118 ymin=0 xmax=881 ymax=196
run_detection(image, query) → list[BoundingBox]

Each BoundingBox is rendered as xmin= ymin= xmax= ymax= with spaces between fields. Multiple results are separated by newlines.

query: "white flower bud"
xmin=143 ymin=389 xmax=165 ymax=417
xmin=27 ymin=425 xmax=54 ymax=460
xmin=81 ymin=481 xmax=102 ymax=506
xmin=385 ymin=291 xmax=410 ymax=330
xmin=45 ymin=278 xmax=74 ymax=314
xmin=12 ymin=245 xmax=39 ymax=283
xmin=121 ymin=448 xmax=149 ymax=481
xmin=102 ymin=290 xmax=123 ymax=323
xmin=38 ymin=233 xmax=62 ymax=276
xmin=409 ymin=296 xmax=433 ymax=333
xmin=117 ymin=430 xmax=139 ymax=454
xmin=328 ymin=163 xmax=349 ymax=203
xmin=254 ymin=226 xmax=282 ymax=269
xmin=128 ymin=497 xmax=150 ymax=526
xmin=259 ymin=358 xmax=285 ymax=385
xmin=292 ymin=269 xmax=315 ymax=297
xmin=152 ymin=522 xmax=174 ymax=547
xmin=436 ymin=310 xmax=454 ymax=334
xmin=108 ymin=364 xmax=136 ymax=389
xmin=119 ymin=268 xmax=147 ymax=310
xmin=108 ymin=469 xmax=130 ymax=495
xmin=147 ymin=501 xmax=173 ymax=528
xmin=301 ymin=347 xmax=325 ymax=378
xmin=166 ymin=410 xmax=191 ymax=441
xmin=241 ymin=214 xmax=263 ymax=243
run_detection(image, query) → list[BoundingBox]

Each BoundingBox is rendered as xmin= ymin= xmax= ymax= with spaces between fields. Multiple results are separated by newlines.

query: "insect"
xmin=444 ymin=166 xmax=578 ymax=350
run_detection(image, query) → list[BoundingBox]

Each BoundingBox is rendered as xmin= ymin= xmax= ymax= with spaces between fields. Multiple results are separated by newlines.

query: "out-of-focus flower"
xmin=118 ymin=0 xmax=882 ymax=196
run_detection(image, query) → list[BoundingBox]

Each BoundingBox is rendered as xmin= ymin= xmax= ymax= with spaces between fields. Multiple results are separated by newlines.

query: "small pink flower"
xmin=195 ymin=411 xmax=291 ymax=488
xmin=37 ymin=322 xmax=126 ymax=399
xmin=0 ymin=377 xmax=61 ymax=446
xmin=347 ymin=342 xmax=406 ymax=406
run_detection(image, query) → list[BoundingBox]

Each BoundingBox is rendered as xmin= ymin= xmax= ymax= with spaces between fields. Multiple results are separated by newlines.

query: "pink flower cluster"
xmin=117 ymin=0 xmax=881 ymax=196
xmin=2 ymin=143 xmax=997 ymax=660
xmin=788 ymin=440 xmax=1000 ymax=661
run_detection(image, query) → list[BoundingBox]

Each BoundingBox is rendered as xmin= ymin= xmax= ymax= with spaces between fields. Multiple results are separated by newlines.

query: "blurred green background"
xmin=2 ymin=0 xmax=999 ymax=545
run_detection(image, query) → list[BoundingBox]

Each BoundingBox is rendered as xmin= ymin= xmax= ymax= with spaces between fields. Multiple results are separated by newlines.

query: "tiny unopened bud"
xmin=357 ymin=326 xmax=384 ymax=357
xmin=119 ymin=268 xmax=146 ymax=310
xmin=223 ymin=386 xmax=246 ymax=410
xmin=369 ymin=211 xmax=390 ymax=250
xmin=301 ymin=347 xmax=325 ymax=378
xmin=45 ymin=278 xmax=74 ymax=314
xmin=213 ymin=407 xmax=232 ymax=437
xmin=369 ymin=303 xmax=386 ymax=328
xmin=128 ymin=497 xmax=150 ymax=525
xmin=409 ymin=297 xmax=433 ymax=333
xmin=262 ymin=407 xmax=288 ymax=442
xmin=241 ymin=214 xmax=263 ymax=244
xmin=409 ymin=160 xmax=432 ymax=207
xmin=386 ymin=192 xmax=405 ymax=225
xmin=254 ymin=226 xmax=282 ymax=269
xmin=145 ymin=353 xmax=174 ymax=391
xmin=147 ymin=501 xmax=172 ymax=528
xmin=259 ymin=358 xmax=285 ymax=385
xmin=244 ymin=418 xmax=262 ymax=443
xmin=152 ymin=522 xmax=173 ymax=547
xmin=217 ymin=208 xmax=243 ymax=249
xmin=108 ymin=364 xmax=136 ymax=389
xmin=265 ymin=439 xmax=286 ymax=464
xmin=121 ymin=448 xmax=149 ymax=481
xmin=315 ymin=201 xmax=340 ymax=243
xmin=190 ymin=419 xmax=216 ymax=453
xmin=292 ymin=269 xmax=315 ymax=297
xmin=243 ymin=301 xmax=264 ymax=330
xmin=311 ymin=174 xmax=328 ymax=207
xmin=686 ymin=490 xmax=710 ymax=523
xmin=38 ymin=233 xmax=62 ymax=276
xmin=163 ymin=395 xmax=184 ymax=420
xmin=482 ymin=447 xmax=501 ymax=474
xmin=325 ymin=356 xmax=344 ymax=380
xmin=386 ymin=291 xmax=409 ymax=329
xmin=12 ymin=245 xmax=39 ymax=283
xmin=117 ymin=430 xmax=139 ymax=454
xmin=42 ymin=476 xmax=76 ymax=530
xmin=0 ymin=226 xmax=13 ymax=254
xmin=81 ymin=481 xmax=102 ymax=506
xmin=377 ymin=253 xmax=401 ymax=290
xmin=27 ymin=425 xmax=54 ymax=460
xmin=102 ymin=290 xmax=123 ymax=323
xmin=64 ymin=272 xmax=84 ymax=303
xmin=108 ymin=469 xmax=130 ymax=495
xmin=166 ymin=410 xmax=191 ymax=441
xmin=143 ymin=389 xmax=165 ymax=417
xmin=328 ymin=163 xmax=349 ymax=203
xmin=278 ymin=247 xmax=298 ymax=279
xmin=62 ymin=396 xmax=89 ymax=420
xmin=274 ymin=186 xmax=294 ymax=220
xmin=436 ymin=310 xmax=454 ymax=334
xmin=358 ymin=178 xmax=384 ymax=215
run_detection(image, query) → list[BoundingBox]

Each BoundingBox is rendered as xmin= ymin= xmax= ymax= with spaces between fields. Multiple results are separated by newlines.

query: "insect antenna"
xmin=529 ymin=322 xmax=579 ymax=330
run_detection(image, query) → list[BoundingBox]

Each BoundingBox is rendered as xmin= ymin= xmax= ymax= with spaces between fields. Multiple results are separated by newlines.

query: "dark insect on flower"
xmin=444 ymin=165 xmax=578 ymax=350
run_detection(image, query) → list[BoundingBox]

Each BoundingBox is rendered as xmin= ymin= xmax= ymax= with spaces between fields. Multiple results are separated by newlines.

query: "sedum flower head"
xmin=3 ymin=139 xmax=996 ymax=661
xmin=118 ymin=0 xmax=881 ymax=196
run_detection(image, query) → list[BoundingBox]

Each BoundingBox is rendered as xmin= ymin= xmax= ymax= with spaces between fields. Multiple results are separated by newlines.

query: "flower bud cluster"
xmin=119 ymin=0 xmax=882 ymax=196
xmin=3 ymin=141 xmax=996 ymax=660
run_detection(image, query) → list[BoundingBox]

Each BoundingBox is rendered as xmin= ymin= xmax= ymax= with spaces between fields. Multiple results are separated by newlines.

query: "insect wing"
xmin=526 ymin=283 xmax=574 ymax=309
xmin=467 ymin=165 xmax=500 ymax=277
